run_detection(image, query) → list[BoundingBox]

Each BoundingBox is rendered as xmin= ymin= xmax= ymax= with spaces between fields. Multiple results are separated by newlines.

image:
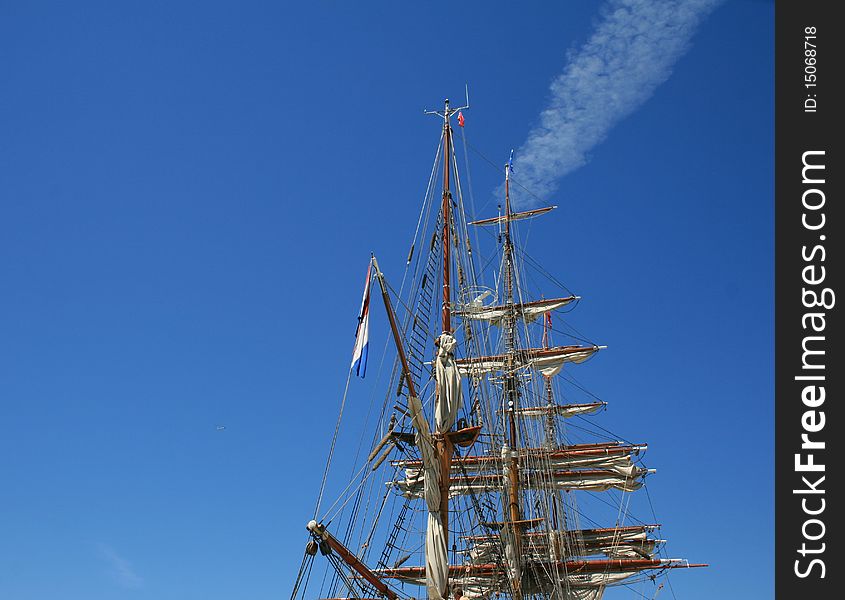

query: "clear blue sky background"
xmin=1 ymin=1 xmax=772 ymax=599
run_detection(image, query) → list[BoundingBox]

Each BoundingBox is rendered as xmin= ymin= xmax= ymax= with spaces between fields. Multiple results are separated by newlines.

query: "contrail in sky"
xmin=98 ymin=543 xmax=143 ymax=588
xmin=505 ymin=0 xmax=723 ymax=208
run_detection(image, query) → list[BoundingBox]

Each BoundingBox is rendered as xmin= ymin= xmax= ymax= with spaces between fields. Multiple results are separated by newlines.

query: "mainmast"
xmin=413 ymin=96 xmax=468 ymax=600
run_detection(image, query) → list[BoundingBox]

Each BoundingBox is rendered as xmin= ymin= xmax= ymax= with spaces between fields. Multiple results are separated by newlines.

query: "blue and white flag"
xmin=351 ymin=260 xmax=373 ymax=378
xmin=507 ymin=149 xmax=515 ymax=173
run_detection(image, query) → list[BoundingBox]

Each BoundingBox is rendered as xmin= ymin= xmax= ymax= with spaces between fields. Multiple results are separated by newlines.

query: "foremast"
xmin=419 ymin=98 xmax=468 ymax=600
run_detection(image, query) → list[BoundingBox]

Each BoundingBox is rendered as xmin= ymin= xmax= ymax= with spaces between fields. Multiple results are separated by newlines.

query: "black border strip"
xmin=775 ymin=2 xmax=841 ymax=596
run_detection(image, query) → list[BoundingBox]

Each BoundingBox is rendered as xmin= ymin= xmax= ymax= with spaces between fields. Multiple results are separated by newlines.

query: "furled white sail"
xmin=435 ymin=332 xmax=463 ymax=431
xmin=380 ymin=567 xmax=643 ymax=598
xmin=408 ymin=395 xmax=448 ymax=600
xmin=456 ymin=345 xmax=602 ymax=378
xmin=565 ymin=588 xmax=606 ymax=600
xmin=408 ymin=332 xmax=464 ymax=600
xmin=455 ymin=297 xmax=578 ymax=326
xmin=543 ymin=470 xmax=645 ymax=492
xmin=564 ymin=571 xmax=638 ymax=588
xmin=394 ymin=443 xmax=645 ymax=478
xmin=512 ymin=402 xmax=606 ymax=419
xmin=464 ymin=525 xmax=659 ymax=563
xmin=550 ymin=528 xmax=658 ymax=559
xmin=392 ymin=468 xmax=646 ymax=499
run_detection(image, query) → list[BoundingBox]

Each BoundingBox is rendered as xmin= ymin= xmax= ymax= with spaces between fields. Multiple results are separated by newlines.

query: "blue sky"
xmin=1 ymin=1 xmax=772 ymax=599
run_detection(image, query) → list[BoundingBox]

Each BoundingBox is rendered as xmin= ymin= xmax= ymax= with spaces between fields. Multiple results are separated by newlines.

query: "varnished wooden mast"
xmin=438 ymin=99 xmax=455 ymax=579
xmin=441 ymin=100 xmax=452 ymax=333
xmin=372 ymin=256 xmax=417 ymax=400
xmin=503 ymin=160 xmax=523 ymax=598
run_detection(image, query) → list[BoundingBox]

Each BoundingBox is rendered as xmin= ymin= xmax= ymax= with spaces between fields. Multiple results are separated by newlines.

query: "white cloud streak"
xmin=98 ymin=543 xmax=143 ymax=588
xmin=505 ymin=0 xmax=723 ymax=207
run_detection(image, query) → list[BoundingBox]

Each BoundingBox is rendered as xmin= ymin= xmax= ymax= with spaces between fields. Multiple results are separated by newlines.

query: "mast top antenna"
xmin=423 ymin=86 xmax=470 ymax=119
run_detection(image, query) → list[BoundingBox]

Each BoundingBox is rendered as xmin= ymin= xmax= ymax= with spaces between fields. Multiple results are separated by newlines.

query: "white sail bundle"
xmin=393 ymin=443 xmax=646 ymax=479
xmin=456 ymin=345 xmax=602 ymax=378
xmin=392 ymin=467 xmax=646 ymax=499
xmin=377 ymin=559 xmax=689 ymax=599
xmin=542 ymin=469 xmax=646 ymax=492
xmin=548 ymin=529 xmax=658 ymax=559
xmin=408 ymin=332 xmax=464 ymax=600
xmin=455 ymin=296 xmax=578 ymax=326
xmin=408 ymin=394 xmax=448 ymax=600
xmin=511 ymin=402 xmax=606 ymax=419
xmin=467 ymin=535 xmax=657 ymax=563
xmin=435 ymin=332 xmax=463 ymax=429
xmin=464 ymin=525 xmax=660 ymax=563
xmin=529 ymin=527 xmax=659 ymax=560
xmin=522 ymin=443 xmax=645 ymax=476
xmin=561 ymin=572 xmax=638 ymax=598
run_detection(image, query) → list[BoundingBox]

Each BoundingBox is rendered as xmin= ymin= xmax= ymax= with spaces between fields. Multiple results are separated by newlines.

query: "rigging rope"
xmin=289 ymin=549 xmax=313 ymax=600
xmin=314 ymin=367 xmax=355 ymax=519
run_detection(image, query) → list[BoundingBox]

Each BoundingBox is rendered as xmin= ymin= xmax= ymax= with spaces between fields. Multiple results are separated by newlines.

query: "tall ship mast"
xmin=292 ymin=98 xmax=705 ymax=600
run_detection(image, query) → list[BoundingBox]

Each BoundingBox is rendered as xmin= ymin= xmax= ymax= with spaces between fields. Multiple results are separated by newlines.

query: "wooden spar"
xmin=367 ymin=433 xmax=393 ymax=463
xmin=509 ymin=401 xmax=606 ymax=417
xmin=393 ymin=442 xmax=646 ymax=469
xmin=456 ymin=344 xmax=602 ymax=367
xmin=468 ymin=205 xmax=557 ymax=226
xmin=367 ymin=414 xmax=396 ymax=463
xmin=371 ymin=256 xmax=417 ymax=400
xmin=453 ymin=296 xmax=580 ymax=319
xmin=396 ymin=468 xmax=645 ymax=491
xmin=306 ymin=521 xmax=398 ymax=600
xmin=460 ymin=523 xmax=662 ymax=541
xmin=371 ymin=441 xmax=397 ymax=470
